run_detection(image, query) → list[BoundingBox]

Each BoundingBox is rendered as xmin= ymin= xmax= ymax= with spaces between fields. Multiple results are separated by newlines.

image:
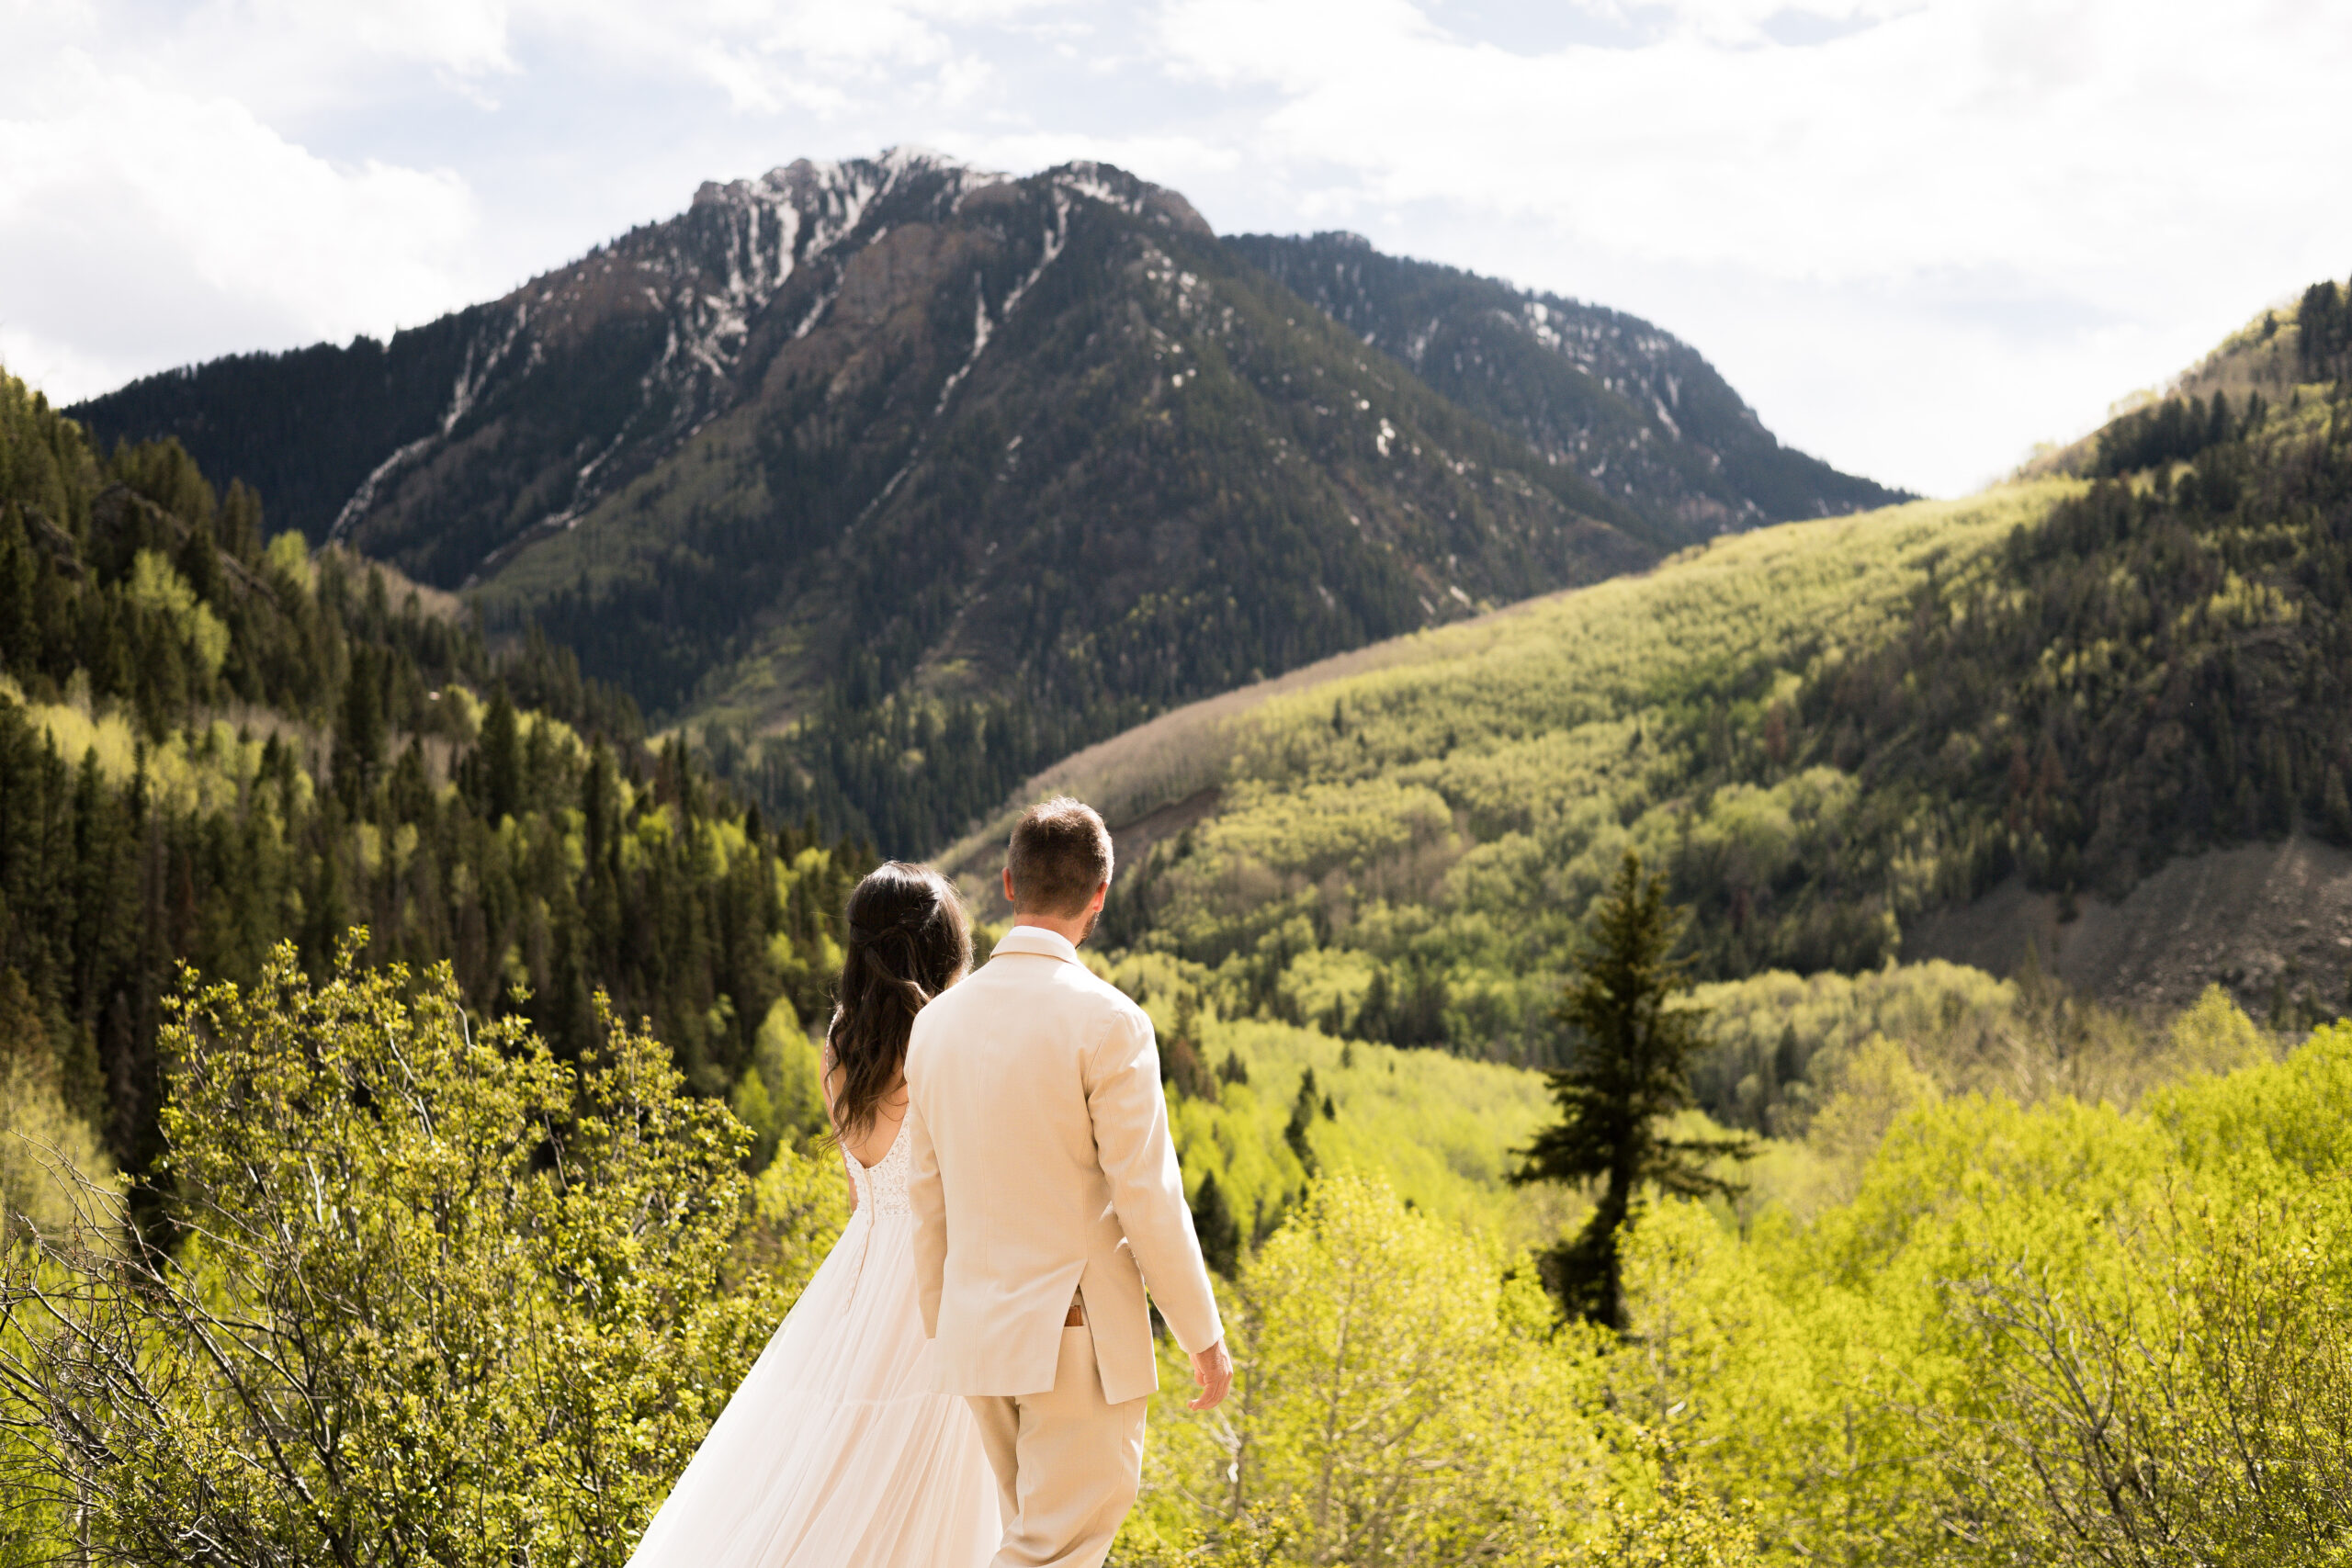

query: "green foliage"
xmin=2298 ymin=276 xmax=2351 ymax=380
xmin=1515 ymin=852 xmax=1750 ymax=1328
xmin=1095 ymin=485 xmax=2058 ymax=1057
xmin=0 ymin=939 xmax=834 ymax=1562
xmin=1190 ymin=1169 xmax=1240 ymax=1278
xmin=1127 ymin=1173 xmax=1766 ymax=1568
xmin=0 ymin=362 xmax=861 ymax=1173
xmin=1135 ymin=1173 xmax=1622 ymax=1566
xmin=1689 ymin=964 xmax=2282 ymax=1155
xmin=1610 ymin=1021 xmax=2352 ymax=1567
xmin=2089 ymin=389 xmax=2250 ymax=478
xmin=729 ymin=996 xmax=828 ymax=1173
xmin=1113 ymin=955 xmax=2314 ymax=1565
xmin=0 ymin=966 xmax=113 ymax=1245
xmin=1687 ymin=959 xmax=2014 ymax=1135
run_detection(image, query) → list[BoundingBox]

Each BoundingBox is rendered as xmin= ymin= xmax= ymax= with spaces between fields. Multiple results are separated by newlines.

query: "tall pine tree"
xmin=1513 ymin=850 xmax=1750 ymax=1330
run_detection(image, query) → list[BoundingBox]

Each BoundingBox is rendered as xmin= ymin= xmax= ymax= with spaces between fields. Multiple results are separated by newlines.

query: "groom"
xmin=907 ymin=795 xmax=1230 ymax=1568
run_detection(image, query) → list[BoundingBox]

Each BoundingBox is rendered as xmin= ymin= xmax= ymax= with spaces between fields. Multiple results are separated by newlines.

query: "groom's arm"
xmin=907 ymin=1097 xmax=947 ymax=1340
xmin=1087 ymin=1005 xmax=1225 ymax=1357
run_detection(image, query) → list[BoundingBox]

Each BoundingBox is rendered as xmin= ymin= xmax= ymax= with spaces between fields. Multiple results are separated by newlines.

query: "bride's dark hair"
xmin=826 ymin=861 xmax=972 ymax=1145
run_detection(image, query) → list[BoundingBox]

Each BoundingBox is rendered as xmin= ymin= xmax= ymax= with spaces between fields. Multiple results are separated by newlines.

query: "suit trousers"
xmin=966 ymin=1325 xmax=1148 ymax=1568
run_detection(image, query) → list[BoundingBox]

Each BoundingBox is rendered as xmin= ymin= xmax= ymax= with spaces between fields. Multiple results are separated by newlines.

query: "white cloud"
xmin=1156 ymin=0 xmax=2342 ymax=286
xmin=0 ymin=49 xmax=481 ymax=402
xmin=494 ymin=0 xmax=1057 ymax=112
xmin=1148 ymin=0 xmax=2352 ymax=490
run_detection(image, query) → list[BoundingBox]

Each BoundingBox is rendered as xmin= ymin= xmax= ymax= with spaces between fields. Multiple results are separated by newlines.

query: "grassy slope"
xmin=945 ymin=484 xmax=2066 ymax=870
xmin=950 ymin=484 xmax=2070 ymax=1055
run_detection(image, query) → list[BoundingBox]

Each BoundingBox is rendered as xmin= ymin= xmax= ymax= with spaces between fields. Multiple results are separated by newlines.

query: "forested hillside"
xmin=1230 ymin=231 xmax=1907 ymax=530
xmin=948 ymin=279 xmax=2352 ymax=1086
xmin=0 ymin=368 xmax=864 ymax=1177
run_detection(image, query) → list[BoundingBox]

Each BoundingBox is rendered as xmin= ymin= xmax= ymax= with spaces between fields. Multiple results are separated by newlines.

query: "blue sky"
xmin=5 ymin=0 xmax=2347 ymax=496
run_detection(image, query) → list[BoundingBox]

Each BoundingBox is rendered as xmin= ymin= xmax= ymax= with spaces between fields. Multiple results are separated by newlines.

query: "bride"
xmin=627 ymin=862 xmax=1001 ymax=1568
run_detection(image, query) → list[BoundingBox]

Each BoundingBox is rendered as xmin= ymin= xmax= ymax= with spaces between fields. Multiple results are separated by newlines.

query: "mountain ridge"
xmin=1228 ymin=231 xmax=1909 ymax=530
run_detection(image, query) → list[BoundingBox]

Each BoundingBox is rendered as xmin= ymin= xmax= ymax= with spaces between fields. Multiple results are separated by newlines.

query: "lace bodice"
xmin=842 ymin=1118 xmax=913 ymax=1219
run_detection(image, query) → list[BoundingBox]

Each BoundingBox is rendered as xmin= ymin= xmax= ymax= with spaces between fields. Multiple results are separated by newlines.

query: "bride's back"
xmin=831 ymin=1073 xmax=908 ymax=1171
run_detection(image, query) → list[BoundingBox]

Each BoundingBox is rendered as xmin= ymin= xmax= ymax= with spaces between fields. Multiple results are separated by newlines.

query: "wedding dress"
xmin=626 ymin=1119 xmax=1003 ymax=1568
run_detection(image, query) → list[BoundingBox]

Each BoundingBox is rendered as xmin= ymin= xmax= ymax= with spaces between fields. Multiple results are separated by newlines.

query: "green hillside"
xmin=1 ymin=367 xmax=863 ymax=1178
xmin=944 ymin=276 xmax=2352 ymax=1094
xmin=956 ymin=484 xmax=2061 ymax=1038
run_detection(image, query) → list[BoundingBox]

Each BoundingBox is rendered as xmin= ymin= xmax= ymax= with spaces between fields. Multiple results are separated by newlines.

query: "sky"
xmin=3 ymin=0 xmax=2346 ymax=498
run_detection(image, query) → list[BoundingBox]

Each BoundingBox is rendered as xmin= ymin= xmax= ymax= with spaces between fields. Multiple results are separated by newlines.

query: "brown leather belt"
xmin=1064 ymin=1303 xmax=1086 ymax=1327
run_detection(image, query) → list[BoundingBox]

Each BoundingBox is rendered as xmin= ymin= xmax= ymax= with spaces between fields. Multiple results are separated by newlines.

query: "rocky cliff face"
xmin=338 ymin=151 xmax=1012 ymax=584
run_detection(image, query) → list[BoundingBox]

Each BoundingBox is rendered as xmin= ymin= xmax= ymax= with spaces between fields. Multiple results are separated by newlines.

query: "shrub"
xmin=0 ymin=936 xmax=821 ymax=1564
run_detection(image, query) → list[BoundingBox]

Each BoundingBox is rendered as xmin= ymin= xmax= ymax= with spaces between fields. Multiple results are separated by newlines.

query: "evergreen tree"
xmin=478 ymin=686 xmax=521 ymax=825
xmin=1284 ymin=1067 xmax=1321 ymax=1174
xmin=1191 ymin=1169 xmax=1240 ymax=1277
xmin=1513 ymin=850 xmax=1750 ymax=1330
xmin=333 ymin=643 xmax=384 ymax=803
xmin=2325 ymin=765 xmax=2352 ymax=846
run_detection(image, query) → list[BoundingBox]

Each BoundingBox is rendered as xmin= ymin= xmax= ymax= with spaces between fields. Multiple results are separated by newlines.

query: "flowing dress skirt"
xmin=627 ymin=1152 xmax=1001 ymax=1568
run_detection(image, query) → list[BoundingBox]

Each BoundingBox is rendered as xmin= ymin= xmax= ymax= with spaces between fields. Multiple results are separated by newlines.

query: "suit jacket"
xmin=906 ymin=925 xmax=1223 ymax=1404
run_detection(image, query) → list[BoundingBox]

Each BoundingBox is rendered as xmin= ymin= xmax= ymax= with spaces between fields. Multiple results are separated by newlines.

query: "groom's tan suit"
xmin=907 ymin=924 xmax=1223 ymax=1568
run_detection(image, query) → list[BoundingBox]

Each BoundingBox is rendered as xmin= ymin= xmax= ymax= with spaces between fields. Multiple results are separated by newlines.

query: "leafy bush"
xmin=1614 ymin=1021 xmax=2352 ymax=1565
xmin=1135 ymin=1172 xmax=1668 ymax=1567
xmin=0 ymin=938 xmax=833 ymax=1563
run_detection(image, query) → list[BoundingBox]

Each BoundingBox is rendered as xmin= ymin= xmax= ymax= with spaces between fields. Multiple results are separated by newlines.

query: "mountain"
xmin=70 ymin=151 xmax=1894 ymax=853
xmin=1229 ymin=232 xmax=1908 ymax=532
xmin=1 ymin=368 xmax=859 ymax=1174
xmin=936 ymin=275 xmax=2352 ymax=1075
xmin=469 ymin=153 xmax=1655 ymax=726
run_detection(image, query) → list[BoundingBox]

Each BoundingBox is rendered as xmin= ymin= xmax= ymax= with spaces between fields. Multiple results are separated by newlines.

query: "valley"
xmin=10 ymin=138 xmax=2352 ymax=1564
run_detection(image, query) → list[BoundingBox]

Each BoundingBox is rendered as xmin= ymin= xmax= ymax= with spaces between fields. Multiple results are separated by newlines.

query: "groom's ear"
xmin=1002 ymin=865 xmax=1018 ymax=908
xmin=1087 ymin=881 xmax=1109 ymax=916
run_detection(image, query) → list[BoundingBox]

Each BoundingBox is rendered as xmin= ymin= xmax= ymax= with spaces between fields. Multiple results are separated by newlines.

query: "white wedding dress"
xmin=627 ymin=1120 xmax=1003 ymax=1567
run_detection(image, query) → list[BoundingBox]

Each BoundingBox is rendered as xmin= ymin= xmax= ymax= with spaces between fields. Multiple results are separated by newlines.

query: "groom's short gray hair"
xmin=1008 ymin=796 xmax=1114 ymax=916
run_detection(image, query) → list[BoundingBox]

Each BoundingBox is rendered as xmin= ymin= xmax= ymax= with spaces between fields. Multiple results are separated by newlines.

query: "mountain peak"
xmin=689 ymin=145 xmax=998 ymax=222
xmin=1033 ymin=159 xmax=1216 ymax=237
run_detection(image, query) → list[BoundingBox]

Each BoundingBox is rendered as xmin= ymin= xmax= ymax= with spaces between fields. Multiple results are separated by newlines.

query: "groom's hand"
xmin=1187 ymin=1338 xmax=1232 ymax=1411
